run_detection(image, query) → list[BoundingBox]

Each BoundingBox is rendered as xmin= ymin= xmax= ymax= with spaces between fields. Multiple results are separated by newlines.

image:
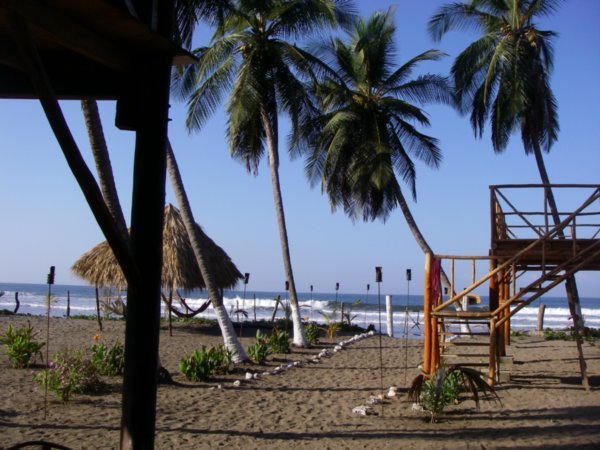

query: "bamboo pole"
xmin=450 ymin=258 xmax=455 ymax=299
xmin=489 ymin=318 xmax=497 ymax=386
xmin=488 ymin=258 xmax=499 ymax=311
xmin=423 ymin=253 xmax=432 ymax=376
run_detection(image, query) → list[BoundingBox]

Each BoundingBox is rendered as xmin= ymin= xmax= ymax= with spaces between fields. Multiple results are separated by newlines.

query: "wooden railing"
xmin=490 ymin=184 xmax=600 ymax=242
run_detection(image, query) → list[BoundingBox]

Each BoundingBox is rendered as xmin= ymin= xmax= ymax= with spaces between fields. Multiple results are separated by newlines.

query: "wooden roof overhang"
xmin=0 ymin=0 xmax=194 ymax=100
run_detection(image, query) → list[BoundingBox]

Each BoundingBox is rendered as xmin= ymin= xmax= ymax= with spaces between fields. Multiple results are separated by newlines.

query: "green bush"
xmin=91 ymin=340 xmax=125 ymax=376
xmin=303 ymin=322 xmax=320 ymax=346
xmin=419 ymin=369 xmax=461 ymax=422
xmin=543 ymin=329 xmax=568 ymax=341
xmin=268 ymin=328 xmax=290 ymax=354
xmin=35 ymin=351 xmax=103 ymax=402
xmin=1 ymin=323 xmax=45 ymax=368
xmin=409 ymin=365 xmax=499 ymax=423
xmin=247 ymin=330 xmax=270 ymax=364
xmin=179 ymin=345 xmax=232 ymax=382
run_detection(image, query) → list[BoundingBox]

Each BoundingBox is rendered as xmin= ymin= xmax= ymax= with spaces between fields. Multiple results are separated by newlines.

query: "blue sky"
xmin=0 ymin=1 xmax=598 ymax=297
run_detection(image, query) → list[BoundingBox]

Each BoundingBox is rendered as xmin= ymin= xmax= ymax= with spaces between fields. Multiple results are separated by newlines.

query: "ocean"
xmin=1 ymin=282 xmax=598 ymax=338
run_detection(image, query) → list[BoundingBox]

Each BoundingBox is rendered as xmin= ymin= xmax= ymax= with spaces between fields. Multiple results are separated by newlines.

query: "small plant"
xmin=1 ymin=323 xmax=45 ymax=368
xmin=247 ymin=330 xmax=271 ymax=364
xmin=318 ymin=305 xmax=342 ymax=339
xmin=303 ymin=322 xmax=321 ymax=346
xmin=268 ymin=328 xmax=290 ymax=354
xmin=408 ymin=365 xmax=499 ymax=423
xmin=91 ymin=338 xmax=125 ymax=376
xmin=342 ymin=300 xmax=361 ymax=326
xmin=543 ymin=329 xmax=568 ymax=341
xmin=35 ymin=351 xmax=103 ymax=402
xmin=179 ymin=345 xmax=232 ymax=382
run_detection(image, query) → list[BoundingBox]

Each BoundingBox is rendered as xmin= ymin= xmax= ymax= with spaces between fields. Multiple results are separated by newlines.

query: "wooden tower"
xmin=422 ymin=184 xmax=600 ymax=386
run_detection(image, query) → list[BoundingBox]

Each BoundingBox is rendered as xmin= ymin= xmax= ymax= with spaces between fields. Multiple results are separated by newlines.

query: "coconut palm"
xmin=295 ymin=9 xmax=455 ymax=290
xmin=166 ymin=142 xmax=248 ymax=361
xmin=175 ymin=0 xmax=356 ymax=347
xmin=428 ymin=0 xmax=584 ymax=328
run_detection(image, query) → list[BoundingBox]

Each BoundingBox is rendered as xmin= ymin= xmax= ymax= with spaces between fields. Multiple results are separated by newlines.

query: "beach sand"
xmin=1 ymin=315 xmax=599 ymax=449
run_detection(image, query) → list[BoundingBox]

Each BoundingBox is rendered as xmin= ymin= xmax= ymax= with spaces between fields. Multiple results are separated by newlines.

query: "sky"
xmin=0 ymin=0 xmax=599 ymax=298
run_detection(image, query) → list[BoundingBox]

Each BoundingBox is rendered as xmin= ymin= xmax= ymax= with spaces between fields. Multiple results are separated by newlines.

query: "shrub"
xmin=408 ymin=365 xmax=499 ymax=423
xmin=247 ymin=330 xmax=270 ymax=364
xmin=179 ymin=345 xmax=232 ymax=382
xmin=91 ymin=340 xmax=125 ymax=376
xmin=268 ymin=328 xmax=290 ymax=354
xmin=35 ymin=351 xmax=103 ymax=402
xmin=0 ymin=323 xmax=45 ymax=368
xmin=303 ymin=322 xmax=320 ymax=346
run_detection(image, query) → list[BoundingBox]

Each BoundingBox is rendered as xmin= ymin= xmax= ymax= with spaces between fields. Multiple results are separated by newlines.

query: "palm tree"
xmin=428 ymin=0 xmax=584 ymax=329
xmin=166 ymin=142 xmax=248 ymax=361
xmin=295 ymin=9 xmax=455 ymax=291
xmin=175 ymin=0 xmax=356 ymax=346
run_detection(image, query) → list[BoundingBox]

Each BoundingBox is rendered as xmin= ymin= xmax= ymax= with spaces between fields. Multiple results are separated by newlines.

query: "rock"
xmin=411 ymin=403 xmax=424 ymax=412
xmin=245 ymin=372 xmax=254 ymax=380
xmin=253 ymin=373 xmax=260 ymax=379
xmin=352 ymin=405 xmax=377 ymax=416
xmin=233 ymin=380 xmax=241 ymax=387
xmin=369 ymin=395 xmax=383 ymax=405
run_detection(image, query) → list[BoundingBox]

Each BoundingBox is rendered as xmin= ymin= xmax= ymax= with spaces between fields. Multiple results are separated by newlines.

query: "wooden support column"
xmin=498 ymin=267 xmax=507 ymax=356
xmin=502 ymin=269 xmax=510 ymax=351
xmin=489 ymin=318 xmax=497 ymax=386
xmin=488 ymin=257 xmax=499 ymax=312
xmin=423 ymin=253 xmax=432 ymax=376
xmin=120 ymin=52 xmax=172 ymax=450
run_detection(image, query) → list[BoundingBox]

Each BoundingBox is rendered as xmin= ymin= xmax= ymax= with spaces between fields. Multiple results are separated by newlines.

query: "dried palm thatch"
xmin=72 ymin=204 xmax=242 ymax=291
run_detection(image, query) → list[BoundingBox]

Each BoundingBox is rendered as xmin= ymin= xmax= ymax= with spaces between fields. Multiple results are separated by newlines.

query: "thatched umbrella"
xmin=72 ymin=203 xmax=242 ymax=307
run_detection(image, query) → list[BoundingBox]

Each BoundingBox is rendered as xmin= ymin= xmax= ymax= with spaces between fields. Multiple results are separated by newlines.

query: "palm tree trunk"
xmin=260 ymin=107 xmax=307 ymax=347
xmin=81 ymin=100 xmax=129 ymax=237
xmin=395 ymin=189 xmax=454 ymax=295
xmin=166 ymin=142 xmax=248 ymax=362
xmin=532 ymin=143 xmax=588 ymax=388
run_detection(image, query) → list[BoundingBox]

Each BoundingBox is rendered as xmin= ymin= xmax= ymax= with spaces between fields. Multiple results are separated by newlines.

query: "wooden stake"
xmin=537 ymin=304 xmax=546 ymax=332
xmin=423 ymin=253 xmax=432 ymax=376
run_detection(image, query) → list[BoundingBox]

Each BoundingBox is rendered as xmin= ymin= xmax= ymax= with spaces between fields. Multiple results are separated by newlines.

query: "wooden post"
xmin=95 ymin=286 xmax=103 ymax=332
xmin=489 ymin=318 xmax=497 ymax=385
xmin=386 ymin=295 xmax=393 ymax=337
xmin=168 ymin=290 xmax=173 ymax=337
xmin=537 ymin=303 xmax=546 ymax=332
xmin=488 ymin=258 xmax=499 ymax=312
xmin=120 ymin=49 xmax=172 ymax=449
xmin=66 ymin=291 xmax=70 ymax=318
xmin=431 ymin=314 xmax=439 ymax=372
xmin=503 ymin=269 xmax=511 ymax=350
xmin=497 ymin=268 xmax=506 ymax=356
xmin=450 ymin=258 xmax=455 ymax=297
xmin=423 ymin=253 xmax=432 ymax=376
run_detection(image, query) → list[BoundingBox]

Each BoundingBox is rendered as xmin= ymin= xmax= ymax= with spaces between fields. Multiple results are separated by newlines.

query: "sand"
xmin=1 ymin=315 xmax=599 ymax=449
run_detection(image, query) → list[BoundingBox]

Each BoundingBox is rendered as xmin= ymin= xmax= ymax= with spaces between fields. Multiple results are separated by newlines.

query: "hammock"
xmin=162 ymin=291 xmax=211 ymax=319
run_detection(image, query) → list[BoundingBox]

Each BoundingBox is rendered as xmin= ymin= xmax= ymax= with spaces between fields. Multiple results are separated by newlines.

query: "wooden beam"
xmin=1 ymin=0 xmax=131 ymax=72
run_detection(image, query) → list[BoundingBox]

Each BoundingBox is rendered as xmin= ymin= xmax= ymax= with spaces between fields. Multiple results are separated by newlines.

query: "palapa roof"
xmin=72 ymin=204 xmax=242 ymax=291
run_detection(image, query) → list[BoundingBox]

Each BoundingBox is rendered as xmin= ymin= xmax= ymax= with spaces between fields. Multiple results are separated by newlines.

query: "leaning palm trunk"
xmin=81 ymin=100 xmax=129 ymax=238
xmin=532 ymin=144 xmax=588 ymax=387
xmin=261 ymin=108 xmax=307 ymax=347
xmin=395 ymin=189 xmax=468 ymax=323
xmin=166 ymin=142 xmax=248 ymax=362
